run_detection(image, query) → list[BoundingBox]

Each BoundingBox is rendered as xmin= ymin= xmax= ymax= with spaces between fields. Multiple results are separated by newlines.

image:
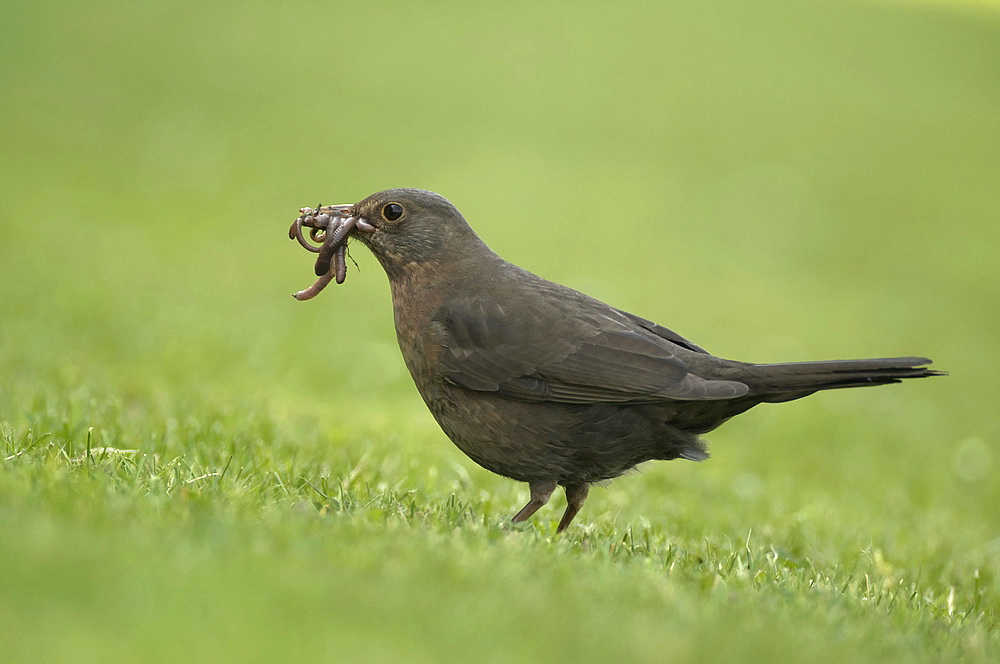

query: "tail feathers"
xmin=747 ymin=356 xmax=943 ymax=399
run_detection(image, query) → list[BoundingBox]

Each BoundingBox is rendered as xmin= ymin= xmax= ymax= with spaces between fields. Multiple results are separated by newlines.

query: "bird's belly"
xmin=419 ymin=382 xmax=701 ymax=484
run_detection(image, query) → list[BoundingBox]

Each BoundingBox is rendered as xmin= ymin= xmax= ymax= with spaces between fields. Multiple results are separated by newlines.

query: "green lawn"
xmin=1 ymin=1 xmax=997 ymax=662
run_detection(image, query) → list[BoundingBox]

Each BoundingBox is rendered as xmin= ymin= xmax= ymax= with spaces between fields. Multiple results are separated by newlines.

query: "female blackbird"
xmin=291 ymin=188 xmax=941 ymax=532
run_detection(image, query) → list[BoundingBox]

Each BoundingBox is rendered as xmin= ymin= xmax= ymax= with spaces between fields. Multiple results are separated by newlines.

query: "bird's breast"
xmin=387 ymin=266 xmax=449 ymax=390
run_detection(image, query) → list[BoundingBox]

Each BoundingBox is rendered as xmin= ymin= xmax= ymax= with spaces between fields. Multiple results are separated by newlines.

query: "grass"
xmin=1 ymin=387 xmax=995 ymax=663
xmin=1 ymin=0 xmax=998 ymax=662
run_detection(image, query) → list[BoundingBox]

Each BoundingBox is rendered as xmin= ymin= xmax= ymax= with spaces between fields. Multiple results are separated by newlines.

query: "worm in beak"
xmin=288 ymin=204 xmax=374 ymax=300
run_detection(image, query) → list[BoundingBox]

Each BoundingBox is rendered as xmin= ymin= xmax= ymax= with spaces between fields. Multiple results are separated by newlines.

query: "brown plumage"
xmin=289 ymin=188 xmax=942 ymax=532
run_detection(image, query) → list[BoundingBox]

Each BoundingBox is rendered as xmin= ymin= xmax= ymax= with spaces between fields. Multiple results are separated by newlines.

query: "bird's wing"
xmin=432 ymin=295 xmax=747 ymax=403
xmin=614 ymin=309 xmax=711 ymax=354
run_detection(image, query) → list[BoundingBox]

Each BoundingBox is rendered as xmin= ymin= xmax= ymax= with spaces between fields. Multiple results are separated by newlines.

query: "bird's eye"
xmin=382 ymin=203 xmax=404 ymax=222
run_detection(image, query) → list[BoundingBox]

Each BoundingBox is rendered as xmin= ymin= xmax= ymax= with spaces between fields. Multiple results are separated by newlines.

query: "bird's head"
xmin=349 ymin=189 xmax=484 ymax=276
xmin=289 ymin=188 xmax=490 ymax=300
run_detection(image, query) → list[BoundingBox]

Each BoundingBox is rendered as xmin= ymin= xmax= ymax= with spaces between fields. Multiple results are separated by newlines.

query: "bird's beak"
xmin=289 ymin=204 xmax=375 ymax=248
xmin=316 ymin=204 xmax=353 ymax=217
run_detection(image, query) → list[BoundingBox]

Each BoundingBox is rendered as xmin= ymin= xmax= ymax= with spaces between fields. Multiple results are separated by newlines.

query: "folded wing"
xmin=433 ymin=295 xmax=748 ymax=404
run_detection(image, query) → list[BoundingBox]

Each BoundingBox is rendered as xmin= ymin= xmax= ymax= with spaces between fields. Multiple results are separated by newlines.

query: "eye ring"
xmin=382 ymin=203 xmax=404 ymax=222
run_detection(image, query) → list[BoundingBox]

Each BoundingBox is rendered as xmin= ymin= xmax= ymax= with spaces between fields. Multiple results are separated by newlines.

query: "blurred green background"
xmin=1 ymin=0 xmax=998 ymax=662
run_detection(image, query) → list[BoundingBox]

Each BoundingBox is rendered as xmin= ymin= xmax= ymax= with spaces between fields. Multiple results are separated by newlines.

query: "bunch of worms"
xmin=287 ymin=204 xmax=374 ymax=300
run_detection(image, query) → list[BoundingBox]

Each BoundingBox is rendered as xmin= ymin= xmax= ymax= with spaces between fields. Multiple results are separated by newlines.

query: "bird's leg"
xmin=511 ymin=480 xmax=556 ymax=524
xmin=556 ymin=483 xmax=590 ymax=533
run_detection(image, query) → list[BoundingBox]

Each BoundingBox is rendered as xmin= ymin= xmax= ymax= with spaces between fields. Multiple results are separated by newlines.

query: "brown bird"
xmin=289 ymin=188 xmax=941 ymax=532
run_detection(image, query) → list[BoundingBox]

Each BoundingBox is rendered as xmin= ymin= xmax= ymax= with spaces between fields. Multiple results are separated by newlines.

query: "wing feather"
xmin=434 ymin=293 xmax=747 ymax=404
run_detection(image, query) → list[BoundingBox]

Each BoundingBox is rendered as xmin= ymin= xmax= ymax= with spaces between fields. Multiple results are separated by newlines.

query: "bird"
xmin=288 ymin=188 xmax=942 ymax=532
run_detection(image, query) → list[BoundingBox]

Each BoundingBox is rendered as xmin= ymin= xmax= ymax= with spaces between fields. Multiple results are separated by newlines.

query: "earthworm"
xmin=289 ymin=216 xmax=322 ymax=252
xmin=334 ymin=243 xmax=348 ymax=284
xmin=315 ymin=216 xmax=358 ymax=277
xmin=289 ymin=203 xmax=373 ymax=299
xmin=289 ymin=208 xmax=332 ymax=253
xmin=290 ymin=242 xmax=345 ymax=300
xmin=293 ymin=270 xmax=335 ymax=301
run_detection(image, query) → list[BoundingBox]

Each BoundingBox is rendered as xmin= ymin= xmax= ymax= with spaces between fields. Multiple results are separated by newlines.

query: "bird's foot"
xmin=510 ymin=481 xmax=591 ymax=533
xmin=511 ymin=480 xmax=556 ymax=524
xmin=555 ymin=483 xmax=590 ymax=533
